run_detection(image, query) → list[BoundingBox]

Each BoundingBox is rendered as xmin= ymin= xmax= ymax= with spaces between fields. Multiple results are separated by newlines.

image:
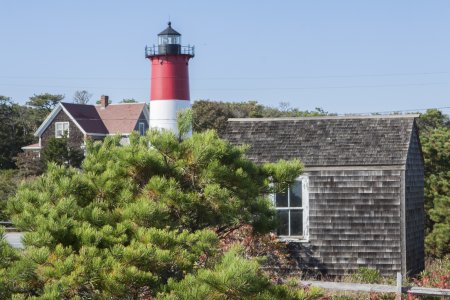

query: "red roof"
xmin=60 ymin=102 xmax=147 ymax=135
xmin=95 ymin=103 xmax=146 ymax=134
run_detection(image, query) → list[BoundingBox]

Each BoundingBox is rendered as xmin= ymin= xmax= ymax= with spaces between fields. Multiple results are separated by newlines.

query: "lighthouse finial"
xmin=168 ymin=21 xmax=171 ymax=27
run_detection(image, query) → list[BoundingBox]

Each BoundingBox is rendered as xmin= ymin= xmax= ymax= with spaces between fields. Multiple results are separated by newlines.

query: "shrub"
xmin=413 ymin=257 xmax=450 ymax=289
xmin=349 ymin=267 xmax=382 ymax=284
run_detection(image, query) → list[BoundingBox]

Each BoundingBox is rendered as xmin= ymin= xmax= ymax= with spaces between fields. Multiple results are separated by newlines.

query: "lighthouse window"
xmin=159 ymin=36 xmax=168 ymax=45
xmin=159 ymin=36 xmax=180 ymax=45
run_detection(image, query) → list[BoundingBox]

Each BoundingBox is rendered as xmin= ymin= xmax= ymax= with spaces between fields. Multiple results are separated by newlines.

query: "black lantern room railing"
xmin=145 ymin=44 xmax=195 ymax=58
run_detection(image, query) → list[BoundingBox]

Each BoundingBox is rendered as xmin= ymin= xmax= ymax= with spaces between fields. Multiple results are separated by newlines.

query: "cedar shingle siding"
xmin=221 ymin=115 xmax=424 ymax=276
xmin=41 ymin=110 xmax=84 ymax=150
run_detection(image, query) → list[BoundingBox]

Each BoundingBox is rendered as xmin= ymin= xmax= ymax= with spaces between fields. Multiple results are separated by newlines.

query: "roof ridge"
xmin=228 ymin=114 xmax=420 ymax=122
xmin=94 ymin=102 xmax=146 ymax=106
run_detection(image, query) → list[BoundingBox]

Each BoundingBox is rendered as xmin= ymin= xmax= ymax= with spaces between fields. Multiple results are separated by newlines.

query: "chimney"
xmin=100 ymin=95 xmax=109 ymax=109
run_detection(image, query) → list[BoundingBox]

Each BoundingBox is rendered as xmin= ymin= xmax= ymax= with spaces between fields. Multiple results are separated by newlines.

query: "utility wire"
xmin=0 ymin=82 xmax=449 ymax=91
xmin=2 ymin=71 xmax=450 ymax=81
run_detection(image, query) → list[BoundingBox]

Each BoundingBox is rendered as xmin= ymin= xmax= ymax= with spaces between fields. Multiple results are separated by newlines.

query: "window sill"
xmin=278 ymin=236 xmax=309 ymax=243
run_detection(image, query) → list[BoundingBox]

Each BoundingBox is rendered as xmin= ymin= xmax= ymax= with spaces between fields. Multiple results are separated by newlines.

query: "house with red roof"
xmin=22 ymin=95 xmax=149 ymax=154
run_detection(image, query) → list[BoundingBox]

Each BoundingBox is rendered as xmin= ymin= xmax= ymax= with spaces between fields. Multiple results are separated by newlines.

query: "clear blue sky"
xmin=1 ymin=0 xmax=450 ymax=115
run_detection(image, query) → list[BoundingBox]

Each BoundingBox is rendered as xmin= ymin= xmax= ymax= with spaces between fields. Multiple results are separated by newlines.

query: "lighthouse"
xmin=145 ymin=22 xmax=194 ymax=134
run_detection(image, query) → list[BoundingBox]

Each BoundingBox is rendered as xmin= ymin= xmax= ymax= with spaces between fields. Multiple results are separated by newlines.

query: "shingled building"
xmin=221 ymin=115 xmax=424 ymax=276
xmin=22 ymin=96 xmax=149 ymax=154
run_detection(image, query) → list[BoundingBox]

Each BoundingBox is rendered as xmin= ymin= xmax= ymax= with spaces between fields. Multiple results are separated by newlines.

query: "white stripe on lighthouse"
xmin=149 ymin=99 xmax=191 ymax=133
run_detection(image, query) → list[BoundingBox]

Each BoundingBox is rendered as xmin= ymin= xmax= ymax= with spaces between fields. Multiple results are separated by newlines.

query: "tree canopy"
xmin=73 ymin=90 xmax=92 ymax=104
xmin=418 ymin=109 xmax=450 ymax=257
xmin=192 ymin=100 xmax=331 ymax=133
xmin=26 ymin=93 xmax=64 ymax=111
xmin=2 ymin=127 xmax=303 ymax=298
xmin=0 ymin=96 xmax=34 ymax=169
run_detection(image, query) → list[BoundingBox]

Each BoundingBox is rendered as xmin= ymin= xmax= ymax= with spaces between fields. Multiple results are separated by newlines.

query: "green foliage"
xmin=348 ymin=267 xmax=382 ymax=284
xmin=418 ymin=109 xmax=450 ymax=257
xmin=26 ymin=93 xmax=64 ymax=111
xmin=192 ymin=100 xmax=331 ymax=133
xmin=176 ymin=108 xmax=193 ymax=140
xmin=14 ymin=152 xmax=44 ymax=178
xmin=0 ymin=96 xmax=35 ymax=169
xmin=0 ymin=227 xmax=19 ymax=299
xmin=5 ymin=128 xmax=303 ymax=298
xmin=413 ymin=257 xmax=450 ymax=289
xmin=0 ymin=170 xmax=20 ymax=220
xmin=158 ymin=246 xmax=323 ymax=300
xmin=41 ymin=136 xmax=84 ymax=168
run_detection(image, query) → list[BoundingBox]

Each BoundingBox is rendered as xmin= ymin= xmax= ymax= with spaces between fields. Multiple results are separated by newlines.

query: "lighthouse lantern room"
xmin=145 ymin=22 xmax=194 ymax=134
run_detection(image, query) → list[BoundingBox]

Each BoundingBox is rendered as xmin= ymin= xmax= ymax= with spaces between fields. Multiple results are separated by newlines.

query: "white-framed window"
xmin=55 ymin=122 xmax=69 ymax=138
xmin=273 ymin=175 xmax=309 ymax=241
xmin=139 ymin=122 xmax=146 ymax=136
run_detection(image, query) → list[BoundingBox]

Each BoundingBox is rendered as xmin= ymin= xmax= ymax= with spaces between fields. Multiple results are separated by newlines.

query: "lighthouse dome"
xmin=158 ymin=22 xmax=181 ymax=46
xmin=158 ymin=22 xmax=181 ymax=37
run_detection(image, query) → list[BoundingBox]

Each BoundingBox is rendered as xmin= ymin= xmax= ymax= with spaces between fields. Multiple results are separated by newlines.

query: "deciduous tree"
xmin=73 ymin=90 xmax=92 ymax=104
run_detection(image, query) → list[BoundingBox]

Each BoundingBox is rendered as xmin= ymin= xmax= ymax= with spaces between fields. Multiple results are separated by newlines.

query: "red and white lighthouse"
xmin=145 ymin=22 xmax=194 ymax=134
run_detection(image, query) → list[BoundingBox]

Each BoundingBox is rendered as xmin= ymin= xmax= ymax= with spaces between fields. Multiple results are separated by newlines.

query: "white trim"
xmin=21 ymin=145 xmax=41 ymax=150
xmin=55 ymin=121 xmax=70 ymax=138
xmin=34 ymin=102 xmax=87 ymax=137
xmin=139 ymin=122 xmax=146 ymax=136
xmin=86 ymin=133 xmax=108 ymax=136
xmin=34 ymin=104 xmax=63 ymax=136
xmin=273 ymin=175 xmax=309 ymax=242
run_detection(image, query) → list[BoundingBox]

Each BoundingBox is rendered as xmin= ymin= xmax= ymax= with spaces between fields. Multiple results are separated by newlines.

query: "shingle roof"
xmin=60 ymin=102 xmax=147 ymax=135
xmin=220 ymin=115 xmax=419 ymax=166
xmin=95 ymin=103 xmax=146 ymax=134
xmin=61 ymin=103 xmax=108 ymax=134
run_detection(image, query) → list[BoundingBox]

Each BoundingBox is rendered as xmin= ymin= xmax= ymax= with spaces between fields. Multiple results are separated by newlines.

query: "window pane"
xmin=63 ymin=123 xmax=69 ymax=131
xmin=277 ymin=210 xmax=289 ymax=235
xmin=290 ymin=181 xmax=302 ymax=207
xmin=290 ymin=209 xmax=303 ymax=236
xmin=275 ymin=191 xmax=288 ymax=207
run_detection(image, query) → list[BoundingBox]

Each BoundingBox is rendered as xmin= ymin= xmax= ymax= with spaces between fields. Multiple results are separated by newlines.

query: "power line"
xmin=194 ymin=82 xmax=450 ymax=91
xmin=0 ymin=81 xmax=449 ymax=91
xmin=336 ymin=106 xmax=450 ymax=116
xmin=1 ymin=71 xmax=450 ymax=81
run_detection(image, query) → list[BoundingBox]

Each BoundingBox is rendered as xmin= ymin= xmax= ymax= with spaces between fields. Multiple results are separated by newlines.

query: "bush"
xmin=0 ymin=170 xmax=20 ymax=220
xmin=349 ymin=267 xmax=382 ymax=284
xmin=413 ymin=257 xmax=450 ymax=289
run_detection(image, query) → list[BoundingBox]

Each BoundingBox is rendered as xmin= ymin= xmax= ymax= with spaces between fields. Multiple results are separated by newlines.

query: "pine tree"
xmin=4 ymin=124 xmax=303 ymax=298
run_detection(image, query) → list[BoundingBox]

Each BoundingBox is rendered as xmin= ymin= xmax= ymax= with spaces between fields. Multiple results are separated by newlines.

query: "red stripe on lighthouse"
xmin=150 ymin=55 xmax=191 ymax=101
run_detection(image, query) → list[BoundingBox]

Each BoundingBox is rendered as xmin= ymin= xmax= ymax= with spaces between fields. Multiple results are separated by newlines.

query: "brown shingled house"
xmin=22 ymin=96 xmax=149 ymax=154
xmin=221 ymin=115 xmax=424 ymax=277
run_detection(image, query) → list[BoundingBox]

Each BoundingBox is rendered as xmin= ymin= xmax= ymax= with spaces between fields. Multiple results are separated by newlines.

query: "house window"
xmin=274 ymin=176 xmax=309 ymax=240
xmin=139 ymin=122 xmax=146 ymax=136
xmin=55 ymin=122 xmax=69 ymax=138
